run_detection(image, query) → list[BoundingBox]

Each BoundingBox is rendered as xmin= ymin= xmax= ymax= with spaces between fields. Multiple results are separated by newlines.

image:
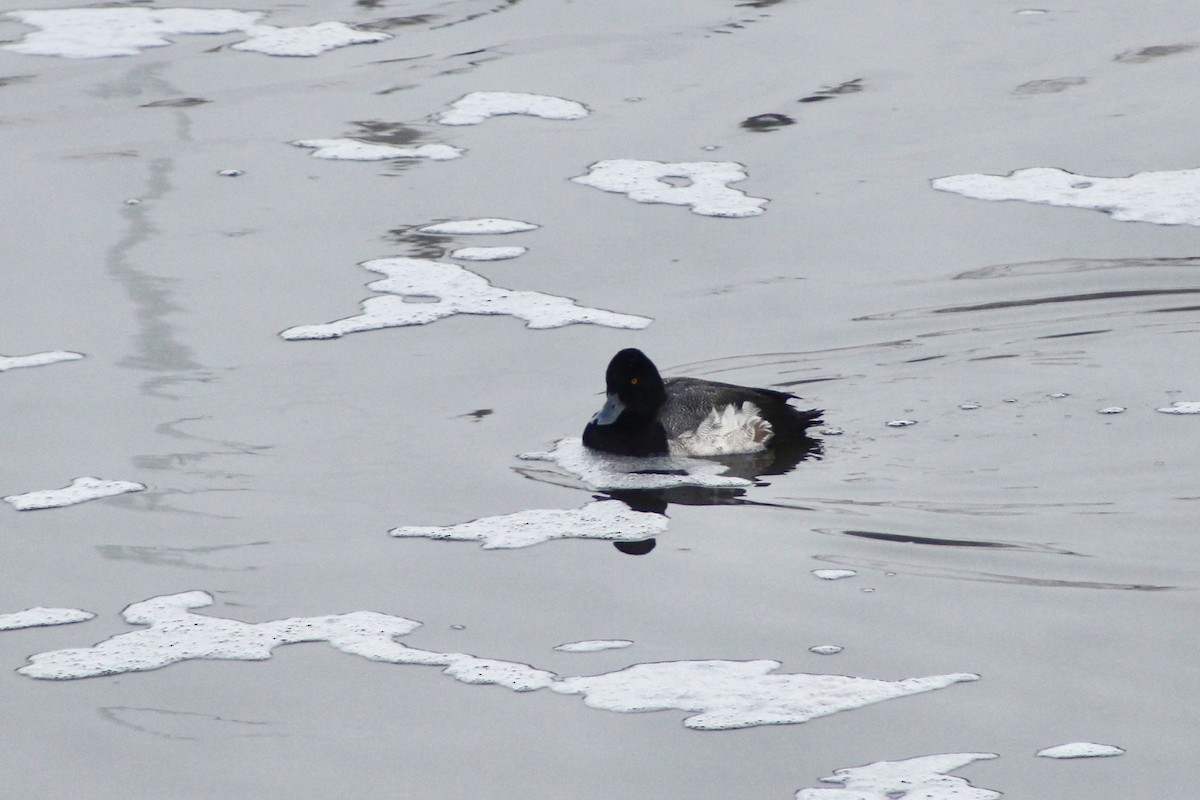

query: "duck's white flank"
xmin=669 ymin=402 xmax=772 ymax=456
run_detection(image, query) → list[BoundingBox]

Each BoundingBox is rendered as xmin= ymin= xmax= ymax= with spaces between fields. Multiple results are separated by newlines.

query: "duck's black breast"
xmin=582 ymin=415 xmax=669 ymax=457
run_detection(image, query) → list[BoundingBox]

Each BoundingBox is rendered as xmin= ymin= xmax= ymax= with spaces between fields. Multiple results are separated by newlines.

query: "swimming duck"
xmin=582 ymin=348 xmax=823 ymax=457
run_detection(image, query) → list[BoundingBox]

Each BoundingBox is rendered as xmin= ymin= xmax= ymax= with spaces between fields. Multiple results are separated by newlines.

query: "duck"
xmin=582 ymin=348 xmax=823 ymax=457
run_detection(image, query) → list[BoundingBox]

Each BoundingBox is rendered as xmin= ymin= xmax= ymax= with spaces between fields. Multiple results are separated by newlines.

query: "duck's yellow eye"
xmin=630 ymin=377 xmax=638 ymax=385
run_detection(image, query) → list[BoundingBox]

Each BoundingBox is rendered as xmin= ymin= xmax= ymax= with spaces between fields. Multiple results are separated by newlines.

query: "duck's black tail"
xmin=769 ymin=404 xmax=824 ymax=441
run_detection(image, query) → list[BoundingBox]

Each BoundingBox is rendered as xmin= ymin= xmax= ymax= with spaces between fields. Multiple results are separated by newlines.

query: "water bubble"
xmin=218 ymin=169 xmax=243 ymax=177
xmin=809 ymin=645 xmax=843 ymax=655
xmin=1097 ymin=407 xmax=1126 ymax=414
xmin=959 ymin=402 xmax=980 ymax=410
xmin=819 ymin=426 xmax=844 ymax=435
xmin=1048 ymin=392 xmax=1070 ymax=398
xmin=886 ymin=419 xmax=917 ymax=427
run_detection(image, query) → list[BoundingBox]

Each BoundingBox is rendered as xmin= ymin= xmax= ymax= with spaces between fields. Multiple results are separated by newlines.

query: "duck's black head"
xmin=582 ymin=348 xmax=669 ymax=456
xmin=604 ymin=348 xmax=667 ymax=417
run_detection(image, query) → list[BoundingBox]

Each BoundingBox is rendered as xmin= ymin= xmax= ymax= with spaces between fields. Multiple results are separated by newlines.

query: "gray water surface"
xmin=1 ymin=1 xmax=1197 ymax=797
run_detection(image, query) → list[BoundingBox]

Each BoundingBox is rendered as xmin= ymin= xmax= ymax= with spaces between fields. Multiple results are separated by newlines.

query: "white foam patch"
xmin=3 ymin=477 xmax=146 ymax=511
xmin=552 ymin=660 xmax=979 ymax=730
xmin=0 ymin=350 xmax=84 ymax=372
xmin=417 ymin=218 xmax=539 ymax=235
xmin=21 ymin=593 xmax=977 ymax=730
xmin=572 ymin=159 xmax=768 ymax=218
xmin=519 ymin=437 xmax=752 ymax=491
xmin=19 ymin=591 xmax=416 ymax=679
xmin=292 ymin=139 xmax=463 ymax=161
xmin=18 ymin=592 xmax=555 ymax=691
xmin=813 ymin=569 xmax=857 ymax=580
xmin=1157 ymin=401 xmax=1200 ymax=414
xmin=279 ymin=258 xmax=650 ymax=339
xmin=555 ymin=639 xmax=634 ymax=653
xmin=1036 ymin=742 xmax=1125 ymax=758
xmin=390 ymin=500 xmax=666 ymax=549
xmin=796 ymin=753 xmax=1000 ymax=800
xmin=437 ymin=92 xmax=589 ymax=126
xmin=0 ymin=607 xmax=95 ymax=631
xmin=932 ymin=166 xmax=1200 ymax=226
xmin=2 ymin=8 xmax=388 ymax=59
xmin=231 ymin=22 xmax=389 ymax=57
xmin=450 ymin=246 xmax=527 ymax=261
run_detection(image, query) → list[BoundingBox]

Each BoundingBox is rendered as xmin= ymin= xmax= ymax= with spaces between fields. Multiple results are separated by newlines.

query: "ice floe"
xmin=417 ymin=218 xmax=539 ymax=235
xmin=291 ymin=139 xmax=463 ymax=161
xmin=437 ymin=92 xmax=589 ymax=126
xmin=932 ymin=166 xmax=1200 ymax=226
xmin=1157 ymin=401 xmax=1200 ymax=414
xmin=450 ymin=246 xmax=527 ymax=261
xmin=1036 ymin=742 xmax=1125 ymax=758
xmin=572 ymin=159 xmax=768 ymax=218
xmin=21 ymin=592 xmax=978 ymax=731
xmin=0 ymin=607 xmax=95 ymax=631
xmin=2 ymin=8 xmax=389 ymax=59
xmin=518 ymin=437 xmax=752 ymax=492
xmin=3 ymin=477 xmax=146 ymax=511
xmin=279 ymin=258 xmax=650 ymax=339
xmin=0 ymin=350 xmax=83 ymax=372
xmin=551 ymin=660 xmax=979 ymax=731
xmin=555 ymin=639 xmax=634 ymax=652
xmin=796 ymin=753 xmax=1000 ymax=800
xmin=391 ymin=500 xmax=666 ymax=549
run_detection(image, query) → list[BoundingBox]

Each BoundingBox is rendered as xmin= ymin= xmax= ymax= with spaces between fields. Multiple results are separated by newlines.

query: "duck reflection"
xmin=603 ymin=435 xmax=823 ymax=555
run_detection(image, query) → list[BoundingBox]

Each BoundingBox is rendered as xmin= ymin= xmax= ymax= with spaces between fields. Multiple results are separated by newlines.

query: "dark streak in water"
xmin=99 ymin=707 xmax=275 ymax=740
xmin=814 ymin=556 xmax=1174 ymax=591
xmin=359 ymin=14 xmax=438 ymax=30
xmin=772 ymin=375 xmax=851 ymax=388
xmin=96 ymin=542 xmax=266 ymax=570
xmin=1150 ymin=305 xmax=1200 ymax=313
xmin=140 ymin=97 xmax=208 ymax=108
xmin=800 ymin=78 xmax=863 ymax=102
xmin=955 ymin=256 xmax=1200 ymax=280
xmin=834 ymin=529 xmax=1078 ymax=553
xmin=431 ymin=0 xmax=521 ymax=30
xmin=1036 ymin=329 xmax=1111 ymax=339
xmin=1114 ymin=44 xmax=1197 ymax=63
xmin=932 ymin=289 xmax=1200 ymax=314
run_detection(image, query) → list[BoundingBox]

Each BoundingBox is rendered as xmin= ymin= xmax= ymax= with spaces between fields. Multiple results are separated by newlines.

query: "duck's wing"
xmin=661 ymin=378 xmax=822 ymax=446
